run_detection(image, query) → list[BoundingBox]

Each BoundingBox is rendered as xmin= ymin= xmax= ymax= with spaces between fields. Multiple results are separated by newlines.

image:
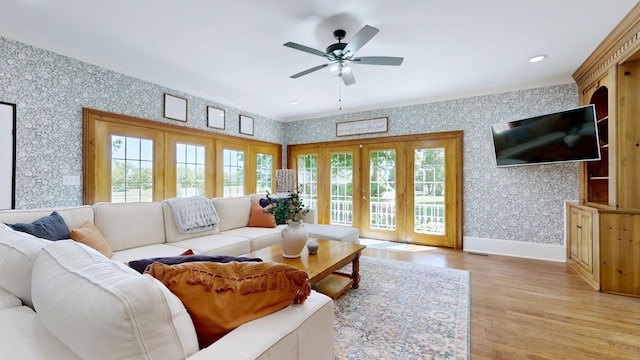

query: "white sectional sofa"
xmin=0 ymin=194 xmax=356 ymax=360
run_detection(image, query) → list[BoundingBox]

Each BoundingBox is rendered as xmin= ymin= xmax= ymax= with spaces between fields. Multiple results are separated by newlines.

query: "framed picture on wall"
xmin=0 ymin=102 xmax=15 ymax=209
xmin=336 ymin=117 xmax=388 ymax=137
xmin=164 ymin=93 xmax=188 ymax=122
xmin=239 ymin=114 xmax=254 ymax=136
xmin=207 ymin=106 xmax=225 ymax=129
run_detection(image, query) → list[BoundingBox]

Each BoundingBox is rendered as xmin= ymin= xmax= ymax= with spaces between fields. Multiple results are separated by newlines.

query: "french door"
xmin=405 ymin=138 xmax=461 ymax=247
xmin=289 ymin=131 xmax=462 ymax=248
xmin=360 ymin=143 xmax=403 ymax=241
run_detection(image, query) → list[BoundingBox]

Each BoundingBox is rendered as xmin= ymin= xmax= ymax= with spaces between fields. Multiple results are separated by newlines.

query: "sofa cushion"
xmin=0 ymin=224 xmax=49 ymax=308
xmin=188 ymin=291 xmax=335 ymax=360
xmin=248 ymin=202 xmax=276 ymax=228
xmin=93 ymin=202 xmax=166 ymax=251
xmin=128 ymin=254 xmax=262 ymax=274
xmin=70 ymin=221 xmax=113 ymax=258
xmin=5 ymin=211 xmax=70 ymax=240
xmin=221 ymin=226 xmax=282 ymax=251
xmin=0 ymin=306 xmax=81 ymax=360
xmin=146 ymin=261 xmax=312 ymax=349
xmin=109 ymin=243 xmax=196 ymax=264
xmin=31 ymin=241 xmax=199 ymax=360
xmin=163 ymin=202 xmax=219 ymax=243
xmin=212 ymin=196 xmax=252 ymax=231
xmin=166 ymin=234 xmax=251 ymax=257
xmin=0 ymin=287 xmax=22 ymax=309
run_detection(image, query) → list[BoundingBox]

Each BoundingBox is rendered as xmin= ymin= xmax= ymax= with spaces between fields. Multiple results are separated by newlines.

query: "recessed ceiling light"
xmin=290 ymin=101 xmax=299 ymax=106
xmin=529 ymin=55 xmax=546 ymax=63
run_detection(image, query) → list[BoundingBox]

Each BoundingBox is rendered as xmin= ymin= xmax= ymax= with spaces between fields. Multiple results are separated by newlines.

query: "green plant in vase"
xmin=264 ymin=187 xmax=309 ymax=224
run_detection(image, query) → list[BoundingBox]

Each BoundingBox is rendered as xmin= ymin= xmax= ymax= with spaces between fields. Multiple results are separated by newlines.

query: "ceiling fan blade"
xmin=342 ymin=72 xmax=356 ymax=86
xmin=283 ymin=42 xmax=328 ymax=58
xmin=342 ymin=25 xmax=379 ymax=57
xmin=353 ymin=56 xmax=404 ymax=66
xmin=290 ymin=64 xmax=329 ymax=78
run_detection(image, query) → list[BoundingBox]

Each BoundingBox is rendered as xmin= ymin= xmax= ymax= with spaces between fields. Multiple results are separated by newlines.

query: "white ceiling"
xmin=0 ymin=0 xmax=637 ymax=121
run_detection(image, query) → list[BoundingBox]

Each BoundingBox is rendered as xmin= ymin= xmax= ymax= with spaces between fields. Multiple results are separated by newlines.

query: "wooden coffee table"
xmin=246 ymin=239 xmax=366 ymax=299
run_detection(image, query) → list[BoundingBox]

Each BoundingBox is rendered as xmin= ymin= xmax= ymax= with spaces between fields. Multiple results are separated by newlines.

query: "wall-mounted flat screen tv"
xmin=491 ymin=105 xmax=601 ymax=167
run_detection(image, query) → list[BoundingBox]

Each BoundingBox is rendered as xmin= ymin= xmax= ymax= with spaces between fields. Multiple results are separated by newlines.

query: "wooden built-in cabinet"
xmin=566 ymin=4 xmax=640 ymax=297
xmin=566 ymin=203 xmax=599 ymax=289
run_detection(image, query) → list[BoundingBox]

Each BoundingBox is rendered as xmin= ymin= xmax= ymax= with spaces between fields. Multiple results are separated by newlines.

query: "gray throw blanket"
xmin=163 ymin=196 xmax=220 ymax=234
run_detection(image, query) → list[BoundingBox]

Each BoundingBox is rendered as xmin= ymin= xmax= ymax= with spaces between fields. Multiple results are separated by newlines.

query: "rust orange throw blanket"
xmin=146 ymin=261 xmax=311 ymax=348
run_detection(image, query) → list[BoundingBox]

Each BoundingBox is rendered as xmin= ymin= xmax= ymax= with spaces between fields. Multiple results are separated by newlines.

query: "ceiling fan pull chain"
xmin=338 ymin=78 xmax=342 ymax=111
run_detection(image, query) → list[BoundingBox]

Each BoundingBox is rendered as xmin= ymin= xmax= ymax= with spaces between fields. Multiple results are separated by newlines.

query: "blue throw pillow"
xmin=259 ymin=198 xmax=274 ymax=208
xmin=128 ymin=254 xmax=263 ymax=274
xmin=5 ymin=211 xmax=70 ymax=241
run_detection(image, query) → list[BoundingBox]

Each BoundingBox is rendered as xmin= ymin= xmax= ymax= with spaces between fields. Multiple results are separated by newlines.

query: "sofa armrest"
xmin=303 ymin=208 xmax=318 ymax=224
xmin=187 ymin=291 xmax=334 ymax=360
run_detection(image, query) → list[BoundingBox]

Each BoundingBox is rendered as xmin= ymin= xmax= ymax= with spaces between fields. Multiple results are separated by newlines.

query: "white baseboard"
xmin=463 ymin=236 xmax=566 ymax=262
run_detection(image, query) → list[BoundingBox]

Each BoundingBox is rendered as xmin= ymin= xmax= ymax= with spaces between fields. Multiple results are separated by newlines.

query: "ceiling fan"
xmin=283 ymin=25 xmax=404 ymax=86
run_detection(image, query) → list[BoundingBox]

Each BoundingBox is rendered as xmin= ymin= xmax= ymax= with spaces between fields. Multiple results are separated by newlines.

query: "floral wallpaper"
xmin=1 ymin=35 xmax=578 ymax=246
xmin=0 ymin=36 xmax=284 ymax=209
xmin=284 ymin=84 xmax=579 ymax=246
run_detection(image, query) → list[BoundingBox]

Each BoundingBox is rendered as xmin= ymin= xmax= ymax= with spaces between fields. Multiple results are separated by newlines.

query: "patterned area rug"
xmin=333 ymin=256 xmax=470 ymax=359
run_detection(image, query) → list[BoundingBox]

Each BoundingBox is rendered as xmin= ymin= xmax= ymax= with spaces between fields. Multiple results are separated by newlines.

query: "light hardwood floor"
xmin=362 ymin=245 xmax=640 ymax=359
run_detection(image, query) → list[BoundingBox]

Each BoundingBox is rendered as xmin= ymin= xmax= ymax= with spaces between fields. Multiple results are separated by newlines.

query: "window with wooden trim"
xmin=83 ymin=109 xmax=281 ymax=204
xmin=256 ymin=153 xmax=274 ymax=193
xmin=222 ymin=148 xmax=245 ymax=197
xmin=175 ymin=143 xmax=206 ymax=198
xmin=164 ymin=132 xmax=214 ymax=199
xmin=110 ymin=135 xmax=154 ymax=203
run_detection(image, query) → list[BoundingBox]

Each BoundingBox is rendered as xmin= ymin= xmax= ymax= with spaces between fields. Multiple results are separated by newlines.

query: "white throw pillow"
xmin=31 ymin=240 xmax=199 ymax=360
xmin=0 ymin=224 xmax=49 ymax=308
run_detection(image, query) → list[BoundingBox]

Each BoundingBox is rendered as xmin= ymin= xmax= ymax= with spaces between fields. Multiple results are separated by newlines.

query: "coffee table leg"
xmin=352 ymin=253 xmax=361 ymax=289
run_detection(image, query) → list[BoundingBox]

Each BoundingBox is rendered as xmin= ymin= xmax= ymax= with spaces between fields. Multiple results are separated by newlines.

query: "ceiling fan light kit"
xmin=284 ymin=25 xmax=404 ymax=86
xmin=328 ymin=60 xmax=352 ymax=77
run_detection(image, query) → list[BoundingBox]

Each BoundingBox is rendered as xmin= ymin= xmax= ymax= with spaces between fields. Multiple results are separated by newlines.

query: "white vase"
xmin=280 ymin=221 xmax=308 ymax=258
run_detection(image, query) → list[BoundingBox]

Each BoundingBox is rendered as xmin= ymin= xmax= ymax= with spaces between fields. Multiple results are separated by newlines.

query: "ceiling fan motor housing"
xmin=326 ymin=42 xmax=347 ymax=57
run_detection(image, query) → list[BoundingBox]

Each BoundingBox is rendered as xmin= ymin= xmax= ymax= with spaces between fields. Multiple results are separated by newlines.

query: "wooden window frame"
xmin=83 ymin=108 xmax=281 ymax=204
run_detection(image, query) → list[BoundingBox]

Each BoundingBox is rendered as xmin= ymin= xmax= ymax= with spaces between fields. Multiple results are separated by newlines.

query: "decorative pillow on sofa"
xmin=128 ymin=254 xmax=262 ymax=274
xmin=146 ymin=261 xmax=312 ymax=349
xmin=248 ymin=202 xmax=276 ymax=228
xmin=5 ymin=211 xmax=70 ymax=241
xmin=70 ymin=221 xmax=113 ymax=258
xmin=31 ymin=240 xmax=200 ymax=360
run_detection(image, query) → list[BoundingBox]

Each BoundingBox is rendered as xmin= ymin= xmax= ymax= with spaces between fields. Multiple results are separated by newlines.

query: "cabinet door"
xmin=577 ymin=210 xmax=594 ymax=273
xmin=569 ymin=207 xmax=581 ymax=261
xmin=617 ymin=60 xmax=640 ymax=208
xmin=566 ymin=204 xmax=599 ymax=290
